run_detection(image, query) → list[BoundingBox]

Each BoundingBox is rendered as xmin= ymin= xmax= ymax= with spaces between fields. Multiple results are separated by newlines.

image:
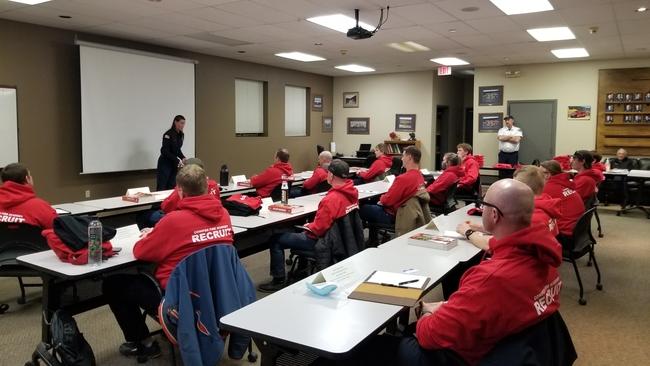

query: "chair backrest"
xmin=395 ymin=190 xmax=432 ymax=236
xmin=583 ymin=194 xmax=597 ymax=209
xmin=479 ymin=312 xmax=577 ymax=366
xmin=270 ymin=181 xmax=290 ymax=202
xmin=444 ymin=180 xmax=459 ymax=209
xmin=314 ymin=180 xmax=332 ymax=193
xmin=388 ymin=156 xmax=403 ymax=176
xmin=568 ymin=207 xmax=596 ymax=254
xmin=313 ymin=209 xmax=365 ymax=270
xmin=316 ymin=144 xmax=325 ymax=155
xmin=638 ymin=158 xmax=650 ymax=170
xmin=0 ymin=223 xmax=49 ymax=266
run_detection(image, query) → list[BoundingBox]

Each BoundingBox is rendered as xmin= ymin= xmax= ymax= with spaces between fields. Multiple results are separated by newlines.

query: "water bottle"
xmin=220 ymin=164 xmax=229 ymax=187
xmin=88 ymin=219 xmax=102 ymax=266
xmin=281 ymin=177 xmax=289 ymax=204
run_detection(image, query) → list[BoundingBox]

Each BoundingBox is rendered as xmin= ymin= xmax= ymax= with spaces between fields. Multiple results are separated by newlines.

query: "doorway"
xmin=507 ymin=100 xmax=557 ymax=163
xmin=435 ymin=106 xmax=449 ymax=170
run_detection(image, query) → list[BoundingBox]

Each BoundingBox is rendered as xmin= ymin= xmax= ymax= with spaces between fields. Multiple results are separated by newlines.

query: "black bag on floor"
xmin=26 ymin=310 xmax=96 ymax=366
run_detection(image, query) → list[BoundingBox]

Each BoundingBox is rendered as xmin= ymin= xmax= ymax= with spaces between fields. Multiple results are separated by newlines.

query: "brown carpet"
xmin=1 ymin=207 xmax=648 ymax=365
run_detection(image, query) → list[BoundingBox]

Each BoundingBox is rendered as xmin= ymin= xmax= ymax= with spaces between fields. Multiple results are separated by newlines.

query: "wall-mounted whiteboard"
xmin=79 ymin=42 xmax=196 ymax=174
xmin=0 ymin=87 xmax=19 ymax=167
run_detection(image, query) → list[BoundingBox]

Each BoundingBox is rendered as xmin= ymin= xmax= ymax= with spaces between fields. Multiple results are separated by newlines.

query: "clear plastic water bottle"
xmin=88 ymin=219 xmax=102 ymax=266
xmin=281 ymin=177 xmax=289 ymax=204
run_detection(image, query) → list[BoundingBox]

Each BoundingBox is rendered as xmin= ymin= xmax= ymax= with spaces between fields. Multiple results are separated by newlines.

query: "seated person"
xmin=0 ymin=163 xmax=57 ymax=229
xmin=356 ymin=143 xmax=393 ymax=184
xmin=540 ymin=160 xmax=584 ymax=236
xmin=591 ymin=151 xmax=606 ymax=173
xmin=103 ymin=164 xmax=234 ymax=360
xmin=258 ymin=159 xmax=358 ymax=292
xmin=571 ymin=150 xmax=601 ymax=200
xmin=360 ymin=147 xmax=424 ymax=245
xmin=608 ymin=148 xmax=635 ymax=170
xmin=248 ymin=148 xmax=293 ymax=198
xmin=394 ymin=180 xmax=562 ymax=366
xmin=426 ymin=152 xmax=464 ymax=206
xmin=456 ymin=143 xmax=479 ymax=193
xmin=299 ymin=151 xmax=332 ymax=195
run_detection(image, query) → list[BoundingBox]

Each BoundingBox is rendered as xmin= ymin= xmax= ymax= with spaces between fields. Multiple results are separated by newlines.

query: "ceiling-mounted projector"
xmin=347 ymin=7 xmax=389 ymax=40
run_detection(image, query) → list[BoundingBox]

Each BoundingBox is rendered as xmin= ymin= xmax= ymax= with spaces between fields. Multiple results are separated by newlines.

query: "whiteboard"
xmin=79 ymin=44 xmax=195 ymax=174
xmin=0 ymin=87 xmax=19 ymax=167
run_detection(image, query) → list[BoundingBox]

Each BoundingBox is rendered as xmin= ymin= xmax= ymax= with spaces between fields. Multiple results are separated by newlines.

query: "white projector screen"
xmin=80 ymin=43 xmax=195 ymax=174
xmin=0 ymin=87 xmax=19 ymax=167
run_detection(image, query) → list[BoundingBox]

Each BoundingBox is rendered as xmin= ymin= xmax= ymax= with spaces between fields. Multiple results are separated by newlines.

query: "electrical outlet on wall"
xmin=85 ymin=190 xmax=91 ymax=198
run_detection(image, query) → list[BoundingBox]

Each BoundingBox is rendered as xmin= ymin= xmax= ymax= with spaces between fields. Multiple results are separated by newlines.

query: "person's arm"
xmin=458 ymin=160 xmax=478 ymax=187
xmin=132 ymin=219 xmax=176 ymax=262
xmin=249 ymin=167 xmax=274 ymax=189
xmin=378 ymin=178 xmax=404 ymax=208
xmin=160 ymin=188 xmax=180 ymax=213
xmin=36 ymin=200 xmax=58 ymax=229
xmin=302 ymin=169 xmax=324 ymax=191
xmin=160 ymin=134 xmax=179 ymax=163
xmin=456 ymin=221 xmax=490 ymax=250
xmin=358 ymin=160 xmax=384 ymax=181
xmin=305 ymin=201 xmax=335 ymax=237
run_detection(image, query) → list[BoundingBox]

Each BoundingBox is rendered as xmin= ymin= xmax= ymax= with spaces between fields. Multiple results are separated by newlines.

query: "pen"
xmin=399 ymin=279 xmax=419 ymax=286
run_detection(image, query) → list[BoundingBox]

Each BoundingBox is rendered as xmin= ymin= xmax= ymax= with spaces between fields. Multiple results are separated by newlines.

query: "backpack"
xmin=27 ymin=310 xmax=96 ymax=366
xmin=223 ymin=194 xmax=263 ymax=216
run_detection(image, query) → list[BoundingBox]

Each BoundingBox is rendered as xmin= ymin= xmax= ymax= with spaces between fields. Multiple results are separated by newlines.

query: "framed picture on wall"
xmin=312 ymin=94 xmax=323 ymax=112
xmin=343 ymin=92 xmax=359 ymax=108
xmin=322 ymin=117 xmax=333 ymax=132
xmin=478 ymin=85 xmax=504 ymax=106
xmin=567 ymin=106 xmax=591 ymax=120
xmin=347 ymin=117 xmax=370 ymax=134
xmin=478 ymin=113 xmax=503 ymax=132
xmin=395 ymin=114 xmax=416 ymax=132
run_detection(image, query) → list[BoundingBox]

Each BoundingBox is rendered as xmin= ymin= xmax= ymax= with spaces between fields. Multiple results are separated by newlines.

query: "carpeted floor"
xmin=1 ymin=207 xmax=648 ymax=365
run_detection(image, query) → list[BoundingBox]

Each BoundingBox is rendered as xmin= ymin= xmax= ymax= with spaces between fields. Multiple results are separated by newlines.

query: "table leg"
xmin=40 ymin=275 xmax=55 ymax=342
xmin=253 ymin=338 xmax=283 ymax=366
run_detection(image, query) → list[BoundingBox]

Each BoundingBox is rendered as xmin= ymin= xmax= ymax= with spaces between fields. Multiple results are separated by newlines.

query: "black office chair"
xmin=429 ymin=181 xmax=459 ymax=216
xmin=584 ymin=193 xmax=603 ymax=238
xmin=316 ymin=144 xmax=325 ymax=155
xmin=313 ymin=180 xmax=331 ymax=193
xmin=387 ymin=157 xmax=403 ymax=177
xmin=269 ymin=181 xmax=291 ymax=202
xmin=557 ymin=207 xmax=603 ymax=305
xmin=138 ymin=272 xmax=177 ymax=365
xmin=455 ymin=176 xmax=482 ymax=204
xmin=0 ymin=223 xmax=49 ymax=310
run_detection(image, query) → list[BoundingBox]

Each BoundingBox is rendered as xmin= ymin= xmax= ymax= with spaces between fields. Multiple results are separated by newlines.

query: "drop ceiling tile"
xmin=435 ymin=0 xmax=505 ymax=20
xmin=147 ymin=0 xmax=207 ymax=11
xmin=86 ymin=22 xmax=174 ymax=41
xmin=126 ymin=16 xmax=204 ymax=37
xmin=617 ymin=18 xmax=650 ymax=35
xmin=422 ymin=20 xmax=479 ymax=36
xmin=252 ymin=0 xmax=330 ymax=18
xmin=0 ymin=2 xmax=26 ymax=13
xmin=509 ymin=11 xmax=568 ymax=28
xmin=572 ymin=22 xmax=620 ymax=38
xmin=488 ymin=31 xmax=535 ymax=44
xmin=216 ymin=0 xmax=297 ymax=24
xmin=143 ymin=12 xmax=230 ymax=32
xmin=391 ymin=3 xmax=456 ymax=24
xmin=557 ymin=4 xmax=615 ymax=26
xmin=1 ymin=5 xmax=112 ymax=29
xmin=273 ymin=19 xmax=340 ymax=37
xmin=180 ymin=6 xmax=258 ymax=27
xmin=613 ymin=0 xmax=650 ymax=21
xmin=466 ymin=16 xmax=521 ymax=34
xmin=149 ymin=35 xmax=227 ymax=50
xmin=621 ymin=33 xmax=650 ymax=49
xmin=452 ymin=34 xmax=502 ymax=48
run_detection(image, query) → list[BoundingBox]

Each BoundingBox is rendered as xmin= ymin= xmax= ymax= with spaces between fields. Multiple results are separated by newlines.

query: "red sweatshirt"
xmin=250 ymin=162 xmax=294 ymax=198
xmin=305 ymin=180 xmax=358 ymax=238
xmin=573 ymin=169 xmax=600 ymax=201
xmin=416 ymin=223 xmax=562 ymax=366
xmin=160 ymin=178 xmax=220 ymax=213
xmin=302 ymin=166 xmax=328 ymax=193
xmin=543 ymin=173 xmax=584 ymax=236
xmin=534 ymin=194 xmax=561 ymax=236
xmin=592 ymin=162 xmax=606 ymax=172
xmin=358 ymin=155 xmax=393 ymax=182
xmin=427 ymin=166 xmax=464 ymax=205
xmin=133 ymin=194 xmax=233 ymax=288
xmin=0 ymin=181 xmax=57 ymax=229
xmin=379 ymin=169 xmax=425 ymax=215
xmin=458 ymin=155 xmax=479 ymax=190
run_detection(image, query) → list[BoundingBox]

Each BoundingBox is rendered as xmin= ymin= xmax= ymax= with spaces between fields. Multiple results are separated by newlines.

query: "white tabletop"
xmin=628 ymin=169 xmax=650 ymax=178
xmin=356 ymin=181 xmax=392 ymax=200
xmin=604 ymin=169 xmax=629 ymax=176
xmin=220 ymin=248 xmax=457 ymax=358
xmin=230 ymin=198 xmax=320 ymax=229
xmin=74 ymin=191 xmax=172 ymax=211
xmin=52 ymin=203 xmax=102 ymax=216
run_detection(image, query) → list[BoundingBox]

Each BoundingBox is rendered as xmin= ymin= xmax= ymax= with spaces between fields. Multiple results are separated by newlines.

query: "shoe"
xmin=258 ymin=278 xmax=286 ymax=293
xmin=119 ymin=341 xmax=161 ymax=359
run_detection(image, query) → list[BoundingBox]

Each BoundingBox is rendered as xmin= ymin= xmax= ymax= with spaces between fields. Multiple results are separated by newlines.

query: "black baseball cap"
xmin=328 ymin=159 xmax=349 ymax=178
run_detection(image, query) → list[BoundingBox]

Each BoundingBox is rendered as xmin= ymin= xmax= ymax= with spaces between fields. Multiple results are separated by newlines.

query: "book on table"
xmin=408 ymin=232 xmax=457 ymax=250
xmin=348 ymin=270 xmax=430 ymax=307
xmin=268 ymin=203 xmax=305 ymax=214
xmin=122 ymin=187 xmax=155 ymax=203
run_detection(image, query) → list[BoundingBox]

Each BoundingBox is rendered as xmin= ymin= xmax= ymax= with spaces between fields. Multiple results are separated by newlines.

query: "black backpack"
xmin=27 ymin=310 xmax=96 ymax=366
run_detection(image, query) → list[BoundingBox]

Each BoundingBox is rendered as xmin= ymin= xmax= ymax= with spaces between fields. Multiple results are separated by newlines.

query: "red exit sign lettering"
xmin=437 ymin=66 xmax=452 ymax=76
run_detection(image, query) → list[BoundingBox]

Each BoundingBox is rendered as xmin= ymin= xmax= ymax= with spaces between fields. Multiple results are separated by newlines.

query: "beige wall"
xmin=0 ymin=19 xmax=332 ymax=203
xmin=473 ymin=58 xmax=650 ymax=165
xmin=333 ymin=71 xmax=435 ymax=169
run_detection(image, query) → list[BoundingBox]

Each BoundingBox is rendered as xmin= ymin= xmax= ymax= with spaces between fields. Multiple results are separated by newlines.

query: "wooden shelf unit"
xmin=384 ymin=140 xmax=421 ymax=155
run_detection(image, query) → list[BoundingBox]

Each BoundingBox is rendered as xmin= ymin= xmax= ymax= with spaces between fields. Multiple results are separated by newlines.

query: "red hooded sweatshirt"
xmin=133 ymin=194 xmax=233 ymax=289
xmin=305 ymin=179 xmax=359 ymax=238
xmin=302 ymin=166 xmax=328 ymax=193
xmin=573 ymin=169 xmax=600 ymax=201
xmin=427 ymin=166 xmax=464 ymax=205
xmin=458 ymin=155 xmax=479 ymax=191
xmin=543 ymin=173 xmax=584 ymax=236
xmin=358 ymin=155 xmax=393 ymax=182
xmin=379 ymin=169 xmax=425 ymax=216
xmin=534 ymin=194 xmax=561 ymax=236
xmin=592 ymin=162 xmax=606 ymax=172
xmin=160 ymin=178 xmax=220 ymax=213
xmin=416 ymin=223 xmax=563 ymax=366
xmin=250 ymin=161 xmax=294 ymax=198
xmin=0 ymin=181 xmax=57 ymax=229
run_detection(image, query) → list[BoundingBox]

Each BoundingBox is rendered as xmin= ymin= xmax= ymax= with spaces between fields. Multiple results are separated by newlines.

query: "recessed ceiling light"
xmin=448 ymin=29 xmax=457 ymax=33
xmin=59 ymin=15 xmax=71 ymax=19
xmin=307 ymin=14 xmax=374 ymax=33
xmin=461 ymin=6 xmax=479 ymax=12
xmin=489 ymin=0 xmax=553 ymax=15
xmin=8 ymin=0 xmax=51 ymax=4
xmin=637 ymin=7 xmax=647 ymax=12
xmin=314 ymin=42 xmax=323 ymax=46
xmin=527 ymin=27 xmax=575 ymax=42
xmin=275 ymin=52 xmax=326 ymax=62
xmin=335 ymin=64 xmax=375 ymax=73
xmin=551 ymin=48 xmax=589 ymax=58
xmin=387 ymin=41 xmax=430 ymax=53
xmin=237 ymin=50 xmax=246 ymax=54
xmin=430 ymin=57 xmax=469 ymax=66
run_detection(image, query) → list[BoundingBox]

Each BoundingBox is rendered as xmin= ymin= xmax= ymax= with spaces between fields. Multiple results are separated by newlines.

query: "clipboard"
xmin=348 ymin=270 xmax=430 ymax=307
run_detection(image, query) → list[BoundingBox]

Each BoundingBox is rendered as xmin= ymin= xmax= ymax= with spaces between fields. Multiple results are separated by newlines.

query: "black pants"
xmin=498 ymin=151 xmax=518 ymax=166
xmin=103 ymin=274 xmax=162 ymax=343
xmin=156 ymin=156 xmax=177 ymax=191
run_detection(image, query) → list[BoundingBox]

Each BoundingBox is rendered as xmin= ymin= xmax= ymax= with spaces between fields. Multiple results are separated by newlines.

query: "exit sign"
xmin=437 ymin=66 xmax=452 ymax=76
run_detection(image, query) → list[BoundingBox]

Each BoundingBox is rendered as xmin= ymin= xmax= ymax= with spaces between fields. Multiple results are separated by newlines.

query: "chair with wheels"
xmin=429 ymin=181 xmax=459 ymax=216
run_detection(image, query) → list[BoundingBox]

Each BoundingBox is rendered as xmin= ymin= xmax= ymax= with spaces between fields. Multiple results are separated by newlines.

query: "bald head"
xmin=318 ymin=151 xmax=333 ymax=167
xmin=482 ymin=179 xmax=534 ymax=237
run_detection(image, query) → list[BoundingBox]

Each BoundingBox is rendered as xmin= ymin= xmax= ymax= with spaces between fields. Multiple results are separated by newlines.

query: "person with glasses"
xmin=539 ymin=160 xmax=584 ymax=237
xmin=571 ymin=150 xmax=601 ymax=201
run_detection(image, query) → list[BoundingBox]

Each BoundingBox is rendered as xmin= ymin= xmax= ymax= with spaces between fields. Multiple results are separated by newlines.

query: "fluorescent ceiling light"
xmin=489 ymin=0 xmax=553 ymax=15
xmin=637 ymin=7 xmax=647 ymax=12
xmin=527 ymin=27 xmax=575 ymax=42
xmin=430 ymin=57 xmax=469 ymax=66
xmin=387 ymin=41 xmax=430 ymax=53
xmin=307 ymin=14 xmax=374 ymax=33
xmin=335 ymin=64 xmax=375 ymax=73
xmin=9 ymin=0 xmax=51 ymax=4
xmin=551 ymin=48 xmax=589 ymax=58
xmin=275 ymin=52 xmax=325 ymax=62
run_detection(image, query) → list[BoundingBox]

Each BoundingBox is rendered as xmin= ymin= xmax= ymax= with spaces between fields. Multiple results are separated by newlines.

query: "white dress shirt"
xmin=497 ymin=126 xmax=523 ymax=152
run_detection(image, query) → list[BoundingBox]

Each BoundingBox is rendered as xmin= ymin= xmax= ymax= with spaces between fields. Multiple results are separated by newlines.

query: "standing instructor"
xmin=497 ymin=115 xmax=522 ymax=166
xmin=157 ymin=115 xmax=186 ymax=191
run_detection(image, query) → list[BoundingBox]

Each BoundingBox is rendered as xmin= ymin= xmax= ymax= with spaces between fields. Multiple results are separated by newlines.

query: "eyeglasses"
xmin=476 ymin=198 xmax=504 ymax=218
